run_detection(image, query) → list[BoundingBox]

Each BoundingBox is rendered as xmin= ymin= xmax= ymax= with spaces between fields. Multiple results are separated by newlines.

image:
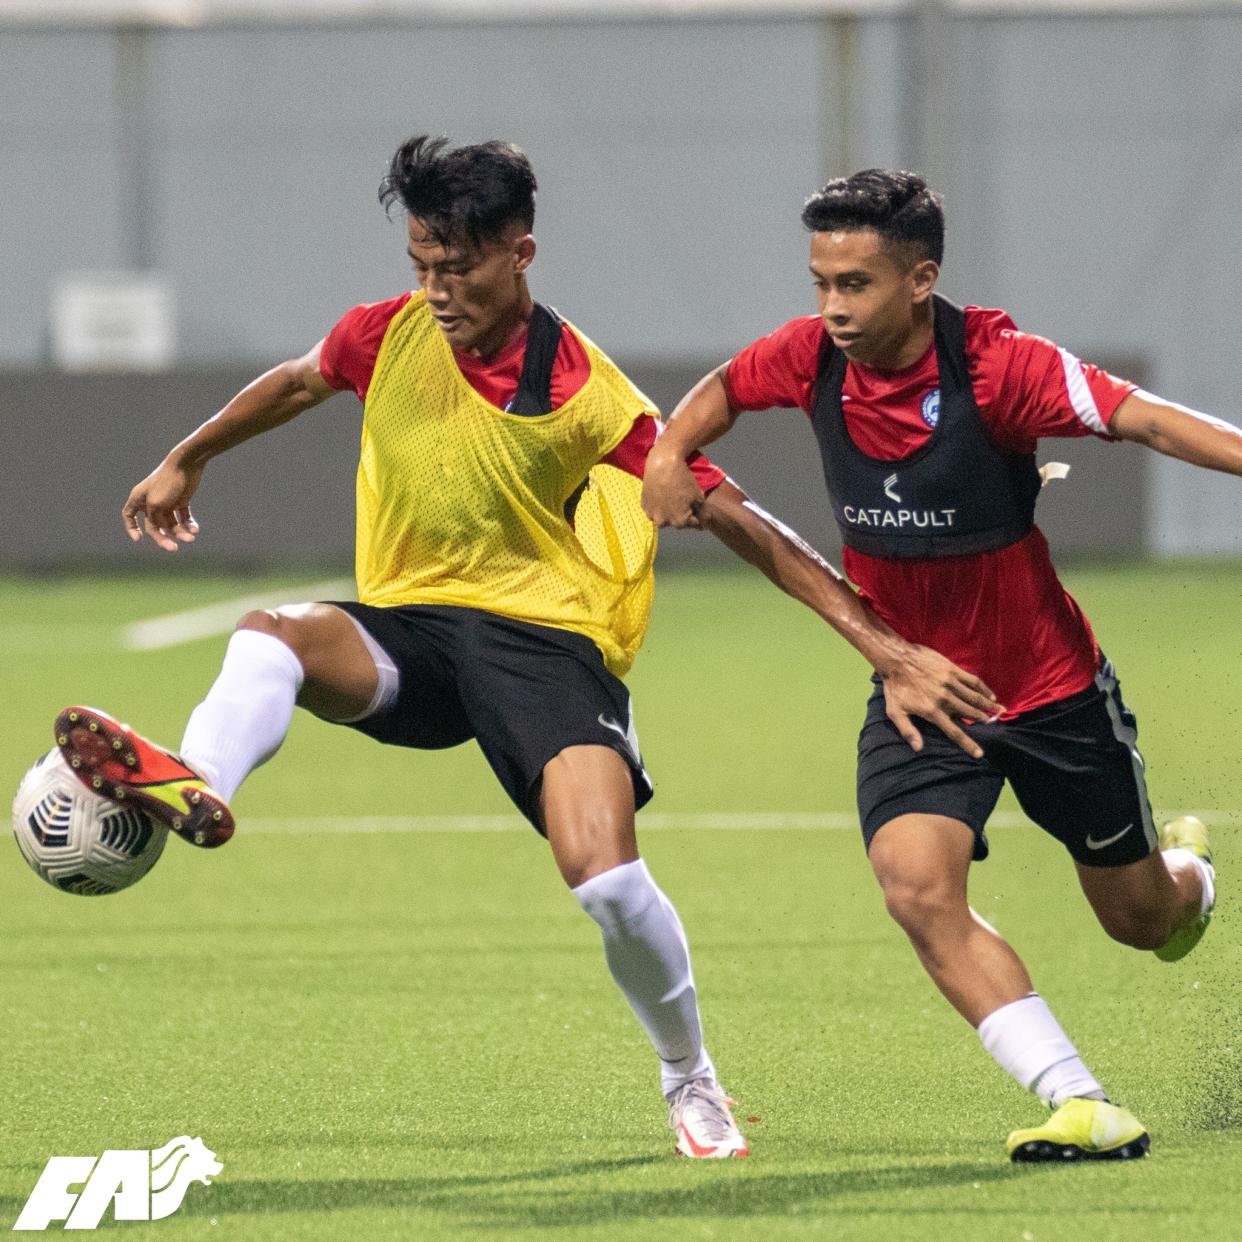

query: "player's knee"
xmin=555 ymin=837 xmax=635 ymax=891
xmin=234 ymin=609 xmax=310 ymax=662
xmin=236 ymin=608 xmax=281 ymax=637
xmin=881 ymin=876 xmax=961 ymax=940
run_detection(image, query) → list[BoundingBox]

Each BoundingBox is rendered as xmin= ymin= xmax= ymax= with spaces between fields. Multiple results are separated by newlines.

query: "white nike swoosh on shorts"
xmin=1085 ymin=822 xmax=1134 ymax=850
xmin=597 ymin=713 xmax=644 ymax=769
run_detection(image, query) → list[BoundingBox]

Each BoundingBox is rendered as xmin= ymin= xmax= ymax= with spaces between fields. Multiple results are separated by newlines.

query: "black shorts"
xmin=856 ymin=656 xmax=1157 ymax=867
xmin=327 ymin=602 xmax=652 ymax=831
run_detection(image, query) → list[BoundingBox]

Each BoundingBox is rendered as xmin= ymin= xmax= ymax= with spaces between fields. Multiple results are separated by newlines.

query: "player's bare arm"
xmin=698 ymin=479 xmax=1000 ymax=759
xmin=641 ymin=367 xmax=735 ymax=529
xmin=123 ymin=341 xmax=335 ymax=552
xmin=1110 ymin=390 xmax=1242 ymax=475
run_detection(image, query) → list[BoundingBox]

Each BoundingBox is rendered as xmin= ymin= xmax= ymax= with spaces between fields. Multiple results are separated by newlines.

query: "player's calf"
xmin=1094 ymin=903 xmax=1176 ymax=951
xmin=55 ymin=706 xmax=234 ymax=848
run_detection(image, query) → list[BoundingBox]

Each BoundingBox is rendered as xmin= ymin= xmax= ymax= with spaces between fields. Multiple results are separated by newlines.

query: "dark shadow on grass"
xmin=174 ymin=1155 xmax=662 ymax=1217
xmin=453 ymin=1161 xmax=1023 ymax=1229
xmin=168 ymin=1156 xmax=1023 ymax=1226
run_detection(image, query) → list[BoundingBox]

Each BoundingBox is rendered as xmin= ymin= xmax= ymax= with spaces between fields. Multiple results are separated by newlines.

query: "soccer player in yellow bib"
xmin=57 ymin=137 xmax=997 ymax=1159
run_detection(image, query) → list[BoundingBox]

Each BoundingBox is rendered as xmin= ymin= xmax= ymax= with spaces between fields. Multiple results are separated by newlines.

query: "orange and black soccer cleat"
xmin=54 ymin=706 xmax=234 ymax=848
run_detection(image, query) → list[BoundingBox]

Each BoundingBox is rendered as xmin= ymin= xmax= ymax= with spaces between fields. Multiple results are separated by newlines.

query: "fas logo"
xmin=14 ymin=1135 xmax=221 ymax=1231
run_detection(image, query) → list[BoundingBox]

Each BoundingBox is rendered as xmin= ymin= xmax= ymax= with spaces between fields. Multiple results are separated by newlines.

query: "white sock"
xmin=179 ymin=629 xmax=304 ymax=801
xmin=977 ymin=993 xmax=1105 ymax=1106
xmin=1163 ymin=847 xmax=1216 ymax=915
xmin=573 ymin=858 xmax=716 ymax=1096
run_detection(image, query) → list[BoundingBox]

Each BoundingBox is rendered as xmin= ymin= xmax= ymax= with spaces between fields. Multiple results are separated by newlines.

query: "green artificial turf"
xmin=1 ymin=564 xmax=1239 ymax=1240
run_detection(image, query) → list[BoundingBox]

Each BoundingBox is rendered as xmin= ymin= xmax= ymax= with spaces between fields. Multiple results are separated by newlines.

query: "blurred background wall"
xmin=2 ymin=0 xmax=1238 ymax=570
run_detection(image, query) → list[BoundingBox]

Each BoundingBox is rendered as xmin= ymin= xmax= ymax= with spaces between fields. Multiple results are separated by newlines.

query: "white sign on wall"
xmin=50 ymin=272 xmax=176 ymax=372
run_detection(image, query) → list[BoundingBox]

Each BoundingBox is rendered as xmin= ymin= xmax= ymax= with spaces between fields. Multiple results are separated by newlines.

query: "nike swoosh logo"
xmin=677 ymin=1123 xmax=722 ymax=1158
xmin=597 ymin=713 xmax=642 ymax=766
xmin=1085 ymin=823 xmax=1133 ymax=851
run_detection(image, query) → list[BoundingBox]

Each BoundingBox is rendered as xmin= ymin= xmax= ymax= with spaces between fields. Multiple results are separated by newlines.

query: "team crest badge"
xmin=921 ymin=388 xmax=941 ymax=428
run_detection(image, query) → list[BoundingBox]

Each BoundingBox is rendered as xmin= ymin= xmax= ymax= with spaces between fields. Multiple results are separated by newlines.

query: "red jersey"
xmin=320 ymin=293 xmax=725 ymax=491
xmin=724 ymin=306 xmax=1138 ymax=715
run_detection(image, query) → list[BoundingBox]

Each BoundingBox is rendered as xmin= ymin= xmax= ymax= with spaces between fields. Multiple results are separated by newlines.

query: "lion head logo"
xmin=150 ymin=1135 xmax=223 ymax=1220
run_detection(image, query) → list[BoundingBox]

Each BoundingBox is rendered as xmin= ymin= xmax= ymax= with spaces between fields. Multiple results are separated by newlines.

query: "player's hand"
xmin=642 ymin=447 xmax=706 ymax=530
xmin=122 ymin=459 xmax=204 ymax=552
xmin=879 ymin=644 xmax=1003 ymax=760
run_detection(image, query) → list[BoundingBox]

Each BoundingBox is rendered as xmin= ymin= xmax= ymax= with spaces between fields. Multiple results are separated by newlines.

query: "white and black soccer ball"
xmin=11 ymin=749 xmax=167 ymax=895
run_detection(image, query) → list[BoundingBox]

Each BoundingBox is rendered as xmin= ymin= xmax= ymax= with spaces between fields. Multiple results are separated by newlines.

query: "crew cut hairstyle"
xmin=801 ymin=169 xmax=944 ymax=266
xmin=379 ymin=135 xmax=537 ymax=248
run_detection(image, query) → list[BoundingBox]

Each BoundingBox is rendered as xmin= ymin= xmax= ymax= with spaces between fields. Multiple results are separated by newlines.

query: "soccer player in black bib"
xmin=642 ymin=169 xmax=1236 ymax=1162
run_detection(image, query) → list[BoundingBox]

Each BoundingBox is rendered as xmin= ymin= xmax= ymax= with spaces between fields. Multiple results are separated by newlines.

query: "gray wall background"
xmin=2 ymin=7 xmax=1238 ymax=569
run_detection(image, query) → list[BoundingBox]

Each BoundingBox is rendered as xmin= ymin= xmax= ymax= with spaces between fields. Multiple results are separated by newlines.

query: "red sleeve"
xmin=966 ymin=305 xmax=1138 ymax=453
xmin=601 ymin=414 xmax=727 ymax=491
xmin=723 ymin=315 xmax=824 ymax=414
xmin=319 ymin=292 xmax=413 ymax=402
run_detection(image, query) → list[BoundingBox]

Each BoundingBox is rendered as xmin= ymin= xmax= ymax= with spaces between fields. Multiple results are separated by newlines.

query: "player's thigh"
xmin=868 ymin=813 xmax=978 ymax=928
xmin=453 ymin=611 xmax=653 ymax=847
xmin=857 ymin=678 xmax=1004 ymax=865
xmin=542 ymin=745 xmax=639 ymax=887
xmin=321 ymin=603 xmax=474 ymax=748
xmin=236 ymin=601 xmax=379 ymax=720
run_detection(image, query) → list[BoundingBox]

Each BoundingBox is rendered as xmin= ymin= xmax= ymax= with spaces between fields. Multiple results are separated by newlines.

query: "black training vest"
xmin=809 ymin=295 xmax=1041 ymax=559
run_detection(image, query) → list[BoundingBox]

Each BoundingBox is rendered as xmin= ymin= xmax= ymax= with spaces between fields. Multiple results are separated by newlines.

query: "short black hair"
xmin=379 ymin=135 xmax=537 ymax=248
xmin=801 ymin=169 xmax=944 ymax=266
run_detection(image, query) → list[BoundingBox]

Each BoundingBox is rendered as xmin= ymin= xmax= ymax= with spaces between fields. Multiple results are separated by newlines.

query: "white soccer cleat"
xmin=667 ymin=1078 xmax=749 ymax=1158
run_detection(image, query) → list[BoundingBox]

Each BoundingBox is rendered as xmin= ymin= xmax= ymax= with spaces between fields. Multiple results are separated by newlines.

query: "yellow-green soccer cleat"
xmin=1153 ymin=816 xmax=1214 ymax=963
xmin=1008 ymin=1098 xmax=1149 ymax=1163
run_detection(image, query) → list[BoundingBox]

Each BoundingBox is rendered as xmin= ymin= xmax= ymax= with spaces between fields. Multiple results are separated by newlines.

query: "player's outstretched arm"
xmin=641 ymin=367 xmax=736 ymax=530
xmin=1110 ymin=390 xmax=1242 ymax=476
xmin=698 ymin=479 xmax=1001 ymax=759
xmin=123 ymin=341 xmax=335 ymax=552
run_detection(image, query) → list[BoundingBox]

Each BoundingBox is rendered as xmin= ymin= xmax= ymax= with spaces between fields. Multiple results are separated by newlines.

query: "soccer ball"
xmin=11 ymin=749 xmax=168 ymax=895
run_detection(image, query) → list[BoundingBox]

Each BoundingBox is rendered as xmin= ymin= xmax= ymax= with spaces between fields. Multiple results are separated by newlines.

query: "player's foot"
xmin=54 ymin=705 xmax=234 ymax=848
xmin=1007 ymin=1098 xmax=1149 ymax=1163
xmin=667 ymin=1077 xmax=749 ymax=1158
xmin=1153 ymin=815 xmax=1215 ymax=963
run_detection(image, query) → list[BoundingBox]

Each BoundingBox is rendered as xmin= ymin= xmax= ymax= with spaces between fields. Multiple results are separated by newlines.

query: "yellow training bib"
xmin=354 ymin=293 xmax=657 ymax=677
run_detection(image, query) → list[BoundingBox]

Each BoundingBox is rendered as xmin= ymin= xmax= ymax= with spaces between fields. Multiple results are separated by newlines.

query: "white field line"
xmin=122 ymin=579 xmax=355 ymax=651
xmin=245 ymin=811 xmax=863 ymax=835
xmin=241 ymin=810 xmax=1240 ymax=835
